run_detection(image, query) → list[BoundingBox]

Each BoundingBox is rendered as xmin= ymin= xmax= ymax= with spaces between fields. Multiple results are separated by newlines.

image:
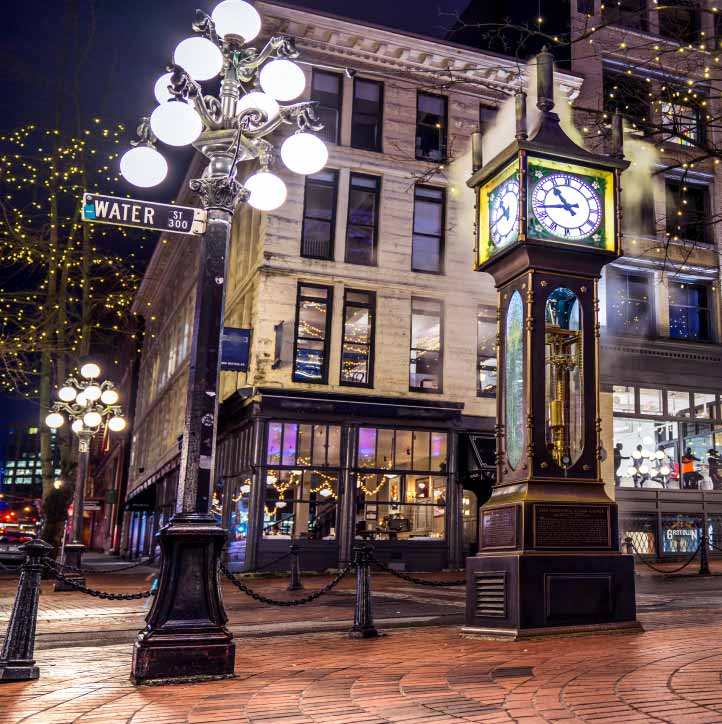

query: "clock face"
xmin=531 ymin=172 xmax=602 ymax=241
xmin=490 ymin=178 xmax=520 ymax=247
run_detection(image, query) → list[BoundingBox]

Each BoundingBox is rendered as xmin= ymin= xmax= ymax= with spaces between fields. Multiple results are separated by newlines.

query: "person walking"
xmin=708 ymin=449 xmax=722 ymax=490
xmin=682 ymin=447 xmax=701 ymax=489
xmin=614 ymin=442 xmax=629 ymax=486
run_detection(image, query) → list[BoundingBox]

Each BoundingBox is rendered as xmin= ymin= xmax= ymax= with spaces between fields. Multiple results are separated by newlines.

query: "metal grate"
xmin=475 ymin=572 xmax=506 ymax=618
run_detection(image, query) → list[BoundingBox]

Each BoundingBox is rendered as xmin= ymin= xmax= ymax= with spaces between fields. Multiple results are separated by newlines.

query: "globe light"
xmin=101 ymin=389 xmax=119 ymax=405
xmin=154 ymin=72 xmax=174 ymax=104
xmin=108 ymin=416 xmax=126 ymax=432
xmin=120 ymin=146 xmax=168 ymax=188
xmin=276 ymin=500 xmax=287 ymax=509
xmin=319 ymin=487 xmax=333 ymax=498
xmin=45 ymin=412 xmax=64 ymax=429
xmin=259 ymin=59 xmax=305 ymax=101
xmin=72 ymin=419 xmax=84 ymax=433
xmin=236 ymin=91 xmax=279 ymax=124
xmin=641 ymin=449 xmax=652 ymax=458
xmin=280 ymin=133 xmax=328 ymax=175
xmin=83 ymin=411 xmax=102 ymax=428
xmin=174 ymin=36 xmax=223 ymax=81
xmin=632 ymin=450 xmax=643 ymax=460
xmin=638 ymin=463 xmax=650 ymax=475
xmin=240 ymin=482 xmax=251 ymax=494
xmin=84 ymin=385 xmax=102 ymax=401
xmin=655 ymin=450 xmax=665 ymax=460
xmin=626 ymin=466 xmax=638 ymax=477
xmin=245 ymin=171 xmax=287 ymax=211
xmin=211 ymin=0 xmax=262 ymax=41
xmin=660 ymin=464 xmax=671 ymax=476
xmin=80 ymin=362 xmax=100 ymax=379
xmin=58 ymin=386 xmax=77 ymax=402
xmin=76 ymin=391 xmax=88 ymax=407
xmin=53 ymin=479 xmax=63 ymax=490
xmin=150 ymin=101 xmax=203 ymax=147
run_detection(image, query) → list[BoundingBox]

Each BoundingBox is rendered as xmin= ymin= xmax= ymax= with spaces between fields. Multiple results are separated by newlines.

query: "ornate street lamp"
xmin=119 ymin=0 xmax=327 ymax=684
xmin=45 ymin=363 xmax=125 ymax=587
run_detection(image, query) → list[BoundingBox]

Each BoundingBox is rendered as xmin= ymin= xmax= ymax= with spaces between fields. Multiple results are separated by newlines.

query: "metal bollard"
xmin=287 ymin=544 xmax=304 ymax=591
xmin=0 ymin=539 xmax=53 ymax=682
xmin=700 ymin=534 xmax=711 ymax=576
xmin=623 ymin=536 xmax=634 ymax=555
xmin=349 ymin=545 xmax=378 ymax=639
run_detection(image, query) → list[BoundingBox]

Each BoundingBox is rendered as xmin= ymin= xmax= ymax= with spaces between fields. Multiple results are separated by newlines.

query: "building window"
xmin=345 ymin=173 xmax=380 ymax=266
xmin=669 ymin=282 xmax=711 ymax=341
xmin=661 ymin=100 xmax=703 ymax=146
xmin=292 ymin=284 xmax=333 ymax=383
xmin=311 ymin=69 xmax=342 ymax=145
xmin=340 ymin=289 xmax=375 ymax=387
xmin=606 ymin=271 xmax=652 ymax=337
xmin=613 ymin=385 xmax=635 ymax=414
xmin=351 ymin=78 xmax=383 ymax=152
xmin=301 ymin=170 xmax=338 ymax=260
xmin=666 ymin=181 xmax=709 ymax=244
xmin=415 ymin=93 xmax=447 ymax=161
xmin=658 ymin=0 xmax=700 ymax=43
xmin=603 ymin=71 xmax=650 ymax=133
xmin=477 ymin=308 xmax=497 ymax=397
xmin=410 ymin=298 xmax=443 ymax=392
xmin=412 ymin=185 xmax=445 ymax=273
xmin=479 ymin=104 xmax=498 ymax=132
xmin=606 ymin=0 xmax=648 ymax=31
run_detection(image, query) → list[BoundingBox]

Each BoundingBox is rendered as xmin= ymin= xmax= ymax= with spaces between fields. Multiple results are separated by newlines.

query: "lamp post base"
xmin=131 ymin=513 xmax=235 ymax=685
xmin=54 ymin=543 xmax=85 ymax=592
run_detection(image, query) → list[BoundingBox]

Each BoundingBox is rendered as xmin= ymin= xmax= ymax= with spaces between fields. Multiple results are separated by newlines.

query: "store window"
xmin=292 ymin=284 xmax=333 ymax=383
xmin=661 ymin=513 xmax=701 ymax=553
xmin=412 ymin=185 xmax=445 ymax=274
xmin=410 ymin=298 xmax=443 ymax=392
xmin=606 ymin=271 xmax=652 ymax=337
xmin=477 ymin=307 xmax=497 ymax=397
xmin=603 ymin=70 xmax=651 ymax=133
xmin=668 ymin=281 xmax=711 ymax=341
xmin=695 ymin=392 xmax=718 ymax=419
xmin=668 ymin=390 xmax=691 ymax=417
xmin=613 ymin=417 xmax=678 ymax=488
xmin=613 ymin=385 xmax=635 ymax=414
xmin=619 ymin=512 xmax=656 ymax=555
xmin=340 ymin=289 xmax=375 ymax=387
xmin=351 ymin=78 xmax=384 ymax=152
xmin=267 ymin=422 xmax=341 ymax=467
xmin=708 ymin=514 xmax=722 ymax=550
xmin=345 ymin=173 xmax=380 ymax=266
xmin=311 ymin=69 xmax=342 ymax=145
xmin=661 ymin=100 xmax=703 ymax=146
xmin=666 ymin=182 xmax=709 ymax=244
xmin=357 ymin=427 xmax=447 ymax=472
xmin=639 ymin=388 xmax=663 ymax=416
xmin=415 ymin=92 xmax=447 ymax=161
xmin=301 ymin=170 xmax=338 ymax=260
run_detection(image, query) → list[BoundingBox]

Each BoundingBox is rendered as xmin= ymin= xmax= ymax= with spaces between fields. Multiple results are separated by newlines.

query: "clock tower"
xmin=464 ymin=49 xmax=640 ymax=639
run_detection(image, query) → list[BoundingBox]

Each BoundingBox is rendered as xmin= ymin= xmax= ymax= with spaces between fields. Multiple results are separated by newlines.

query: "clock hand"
xmin=501 ymin=202 xmax=510 ymax=222
xmin=552 ymin=186 xmax=576 ymax=214
xmin=541 ymin=203 xmax=579 ymax=210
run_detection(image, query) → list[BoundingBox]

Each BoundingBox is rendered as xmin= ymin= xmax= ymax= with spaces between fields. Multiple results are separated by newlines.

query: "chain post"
xmin=287 ymin=544 xmax=304 ymax=592
xmin=623 ymin=536 xmax=634 ymax=555
xmin=349 ymin=545 xmax=378 ymax=640
xmin=700 ymin=534 xmax=711 ymax=576
xmin=0 ymin=539 xmax=52 ymax=682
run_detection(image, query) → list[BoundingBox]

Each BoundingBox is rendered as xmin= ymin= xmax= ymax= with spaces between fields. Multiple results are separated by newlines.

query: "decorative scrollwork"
xmin=190 ymin=174 xmax=249 ymax=212
xmin=192 ymin=9 xmax=220 ymax=46
xmin=130 ymin=117 xmax=157 ymax=148
xmin=278 ymin=101 xmax=323 ymax=132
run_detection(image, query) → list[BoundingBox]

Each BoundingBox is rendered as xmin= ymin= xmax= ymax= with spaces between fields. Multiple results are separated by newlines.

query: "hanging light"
xmin=45 ymin=412 xmax=64 ymax=429
xmin=154 ymin=72 xmax=174 ymax=104
xmin=108 ymin=416 xmax=126 ymax=432
xmin=71 ymin=419 xmax=84 ymax=433
xmin=276 ymin=500 xmax=287 ymax=508
xmin=174 ymin=36 xmax=223 ymax=81
xmin=80 ymin=362 xmax=100 ymax=379
xmin=120 ymin=146 xmax=168 ymax=188
xmin=632 ymin=449 xmax=643 ymax=460
xmin=58 ymin=386 xmax=77 ymax=402
xmin=76 ymin=391 xmax=88 ymax=407
xmin=638 ymin=463 xmax=650 ymax=475
xmin=84 ymin=385 xmax=102 ymax=401
xmin=245 ymin=171 xmax=287 ymax=210
xmin=236 ymin=91 xmax=279 ymax=123
xmin=655 ymin=450 xmax=665 ymax=460
xmin=211 ymin=0 xmax=262 ymax=42
xmin=259 ymin=59 xmax=305 ymax=101
xmin=280 ymin=133 xmax=328 ymax=175
xmin=660 ymin=464 xmax=671 ymax=476
xmin=83 ymin=411 xmax=102 ymax=428
xmin=150 ymin=101 xmax=203 ymax=147
xmin=626 ymin=465 xmax=638 ymax=477
xmin=319 ymin=487 xmax=333 ymax=498
xmin=641 ymin=449 xmax=652 ymax=458
xmin=101 ymin=389 xmax=119 ymax=405
xmin=240 ymin=481 xmax=251 ymax=494
xmin=53 ymin=479 xmax=63 ymax=490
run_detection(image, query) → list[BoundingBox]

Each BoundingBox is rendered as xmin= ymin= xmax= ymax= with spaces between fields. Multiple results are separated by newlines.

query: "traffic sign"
xmin=81 ymin=192 xmax=207 ymax=235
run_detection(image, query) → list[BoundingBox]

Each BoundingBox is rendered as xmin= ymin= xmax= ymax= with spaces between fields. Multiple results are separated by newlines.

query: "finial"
xmin=536 ymin=47 xmax=555 ymax=113
xmin=611 ymin=110 xmax=624 ymax=158
xmin=515 ymin=91 xmax=528 ymax=140
xmin=471 ymin=130 xmax=483 ymax=172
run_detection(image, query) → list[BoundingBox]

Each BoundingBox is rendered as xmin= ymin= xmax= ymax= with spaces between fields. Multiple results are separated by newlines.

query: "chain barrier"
xmin=56 ymin=553 xmax=157 ymax=576
xmin=709 ymin=540 xmax=722 ymax=553
xmin=42 ymin=561 xmax=155 ymax=600
xmin=220 ymin=560 xmax=353 ymax=606
xmin=239 ymin=551 xmax=291 ymax=575
xmin=630 ymin=539 xmax=702 ymax=574
xmin=369 ymin=554 xmax=465 ymax=587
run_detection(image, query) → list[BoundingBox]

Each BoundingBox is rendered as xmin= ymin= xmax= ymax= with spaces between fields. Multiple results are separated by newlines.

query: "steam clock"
xmin=464 ymin=50 xmax=640 ymax=638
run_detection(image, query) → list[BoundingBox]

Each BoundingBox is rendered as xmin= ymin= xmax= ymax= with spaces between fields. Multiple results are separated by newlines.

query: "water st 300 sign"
xmin=81 ymin=192 xmax=207 ymax=235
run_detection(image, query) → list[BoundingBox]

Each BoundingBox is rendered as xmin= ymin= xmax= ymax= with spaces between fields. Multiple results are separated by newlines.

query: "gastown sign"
xmin=81 ymin=192 xmax=207 ymax=236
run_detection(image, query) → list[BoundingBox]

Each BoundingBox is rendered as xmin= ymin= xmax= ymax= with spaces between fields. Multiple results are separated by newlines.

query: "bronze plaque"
xmin=480 ymin=505 xmax=518 ymax=549
xmin=533 ymin=504 xmax=611 ymax=549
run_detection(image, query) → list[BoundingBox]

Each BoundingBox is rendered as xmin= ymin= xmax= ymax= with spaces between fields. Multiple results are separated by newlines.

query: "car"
xmin=0 ymin=531 xmax=36 ymax=565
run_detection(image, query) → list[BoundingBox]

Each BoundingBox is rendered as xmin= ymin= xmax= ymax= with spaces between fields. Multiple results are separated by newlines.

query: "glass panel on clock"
xmin=504 ymin=291 xmax=524 ymax=470
xmin=544 ymin=288 xmax=584 ymax=467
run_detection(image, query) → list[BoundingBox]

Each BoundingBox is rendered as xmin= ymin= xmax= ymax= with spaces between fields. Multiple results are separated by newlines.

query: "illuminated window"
xmin=292 ymin=284 xmax=333 ymax=383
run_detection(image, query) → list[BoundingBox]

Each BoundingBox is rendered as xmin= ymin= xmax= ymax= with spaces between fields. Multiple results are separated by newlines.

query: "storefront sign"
xmin=81 ymin=192 xmax=207 ymax=235
xmin=480 ymin=505 xmax=518 ymax=549
xmin=533 ymin=503 xmax=611 ymax=549
xmin=221 ymin=327 xmax=251 ymax=372
xmin=83 ymin=500 xmax=103 ymax=511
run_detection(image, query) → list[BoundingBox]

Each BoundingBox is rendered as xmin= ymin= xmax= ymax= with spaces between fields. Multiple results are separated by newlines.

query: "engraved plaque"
xmin=533 ymin=504 xmax=611 ymax=549
xmin=480 ymin=505 xmax=518 ymax=549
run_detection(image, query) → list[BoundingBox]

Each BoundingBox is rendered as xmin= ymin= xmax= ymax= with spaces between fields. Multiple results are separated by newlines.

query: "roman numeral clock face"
xmin=490 ymin=177 xmax=520 ymax=247
xmin=531 ymin=172 xmax=602 ymax=241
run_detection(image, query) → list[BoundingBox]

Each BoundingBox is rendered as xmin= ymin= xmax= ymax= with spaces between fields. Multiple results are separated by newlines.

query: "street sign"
xmin=221 ymin=328 xmax=252 ymax=372
xmin=81 ymin=192 xmax=207 ymax=235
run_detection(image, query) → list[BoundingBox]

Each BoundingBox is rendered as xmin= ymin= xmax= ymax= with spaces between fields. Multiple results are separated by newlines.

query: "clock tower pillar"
xmin=463 ymin=49 xmax=640 ymax=639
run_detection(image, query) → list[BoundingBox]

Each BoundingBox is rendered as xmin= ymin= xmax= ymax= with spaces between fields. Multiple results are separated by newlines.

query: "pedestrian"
xmin=682 ymin=447 xmax=701 ymax=489
xmin=614 ymin=442 xmax=628 ymax=486
xmin=708 ymin=449 xmax=722 ymax=490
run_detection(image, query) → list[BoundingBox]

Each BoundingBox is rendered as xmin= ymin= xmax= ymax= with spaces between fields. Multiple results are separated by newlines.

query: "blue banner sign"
xmin=221 ymin=328 xmax=251 ymax=372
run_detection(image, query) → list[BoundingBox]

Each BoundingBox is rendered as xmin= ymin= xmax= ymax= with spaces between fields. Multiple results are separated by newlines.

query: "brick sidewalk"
xmin=5 ymin=620 xmax=722 ymax=723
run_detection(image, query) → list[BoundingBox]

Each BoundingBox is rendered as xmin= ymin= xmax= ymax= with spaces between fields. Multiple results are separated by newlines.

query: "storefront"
xmin=216 ymin=388 xmax=494 ymax=571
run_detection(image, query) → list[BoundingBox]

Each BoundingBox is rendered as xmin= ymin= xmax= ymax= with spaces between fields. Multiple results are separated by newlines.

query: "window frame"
xmin=415 ymin=91 xmax=448 ymax=162
xmin=411 ymin=184 xmax=446 ymax=275
xmin=345 ymin=172 xmax=381 ymax=266
xmin=409 ymin=297 xmax=444 ymax=394
xmin=300 ymin=169 xmax=339 ymax=261
xmin=350 ymin=77 xmax=384 ymax=153
xmin=310 ymin=68 xmax=343 ymax=145
xmin=665 ymin=180 xmax=711 ymax=245
xmin=340 ymin=288 xmax=376 ymax=389
xmin=605 ymin=269 xmax=654 ymax=338
xmin=292 ymin=282 xmax=334 ymax=384
xmin=477 ymin=306 xmax=497 ymax=398
xmin=668 ymin=280 xmax=712 ymax=342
